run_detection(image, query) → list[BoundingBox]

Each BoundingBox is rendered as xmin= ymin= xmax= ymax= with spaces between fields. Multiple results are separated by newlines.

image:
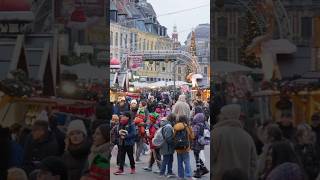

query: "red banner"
xmin=128 ymin=55 xmax=143 ymax=71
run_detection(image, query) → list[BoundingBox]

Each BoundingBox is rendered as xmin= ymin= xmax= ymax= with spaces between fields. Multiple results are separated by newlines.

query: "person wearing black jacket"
xmin=22 ymin=120 xmax=60 ymax=174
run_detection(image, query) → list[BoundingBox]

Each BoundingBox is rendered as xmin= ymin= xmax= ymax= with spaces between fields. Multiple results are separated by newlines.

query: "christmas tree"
xmin=186 ymin=31 xmax=197 ymax=81
xmin=240 ymin=10 xmax=262 ymax=68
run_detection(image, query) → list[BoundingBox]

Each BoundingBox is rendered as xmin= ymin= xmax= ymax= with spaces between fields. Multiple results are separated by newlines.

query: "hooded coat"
xmin=172 ymin=95 xmax=191 ymax=120
xmin=191 ymin=113 xmax=206 ymax=151
xmin=159 ymin=120 xmax=175 ymax=155
xmin=213 ymin=104 xmax=257 ymax=180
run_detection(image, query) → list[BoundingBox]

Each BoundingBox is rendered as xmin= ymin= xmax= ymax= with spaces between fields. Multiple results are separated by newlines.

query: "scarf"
xmin=68 ymin=140 xmax=91 ymax=159
xmin=88 ymin=143 xmax=110 ymax=167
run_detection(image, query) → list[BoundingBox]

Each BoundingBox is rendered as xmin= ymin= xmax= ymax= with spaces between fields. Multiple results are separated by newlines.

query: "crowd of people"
xmin=213 ymin=104 xmax=320 ymax=180
xmin=111 ymin=91 xmax=210 ymax=179
xmin=0 ymin=106 xmax=110 ymax=180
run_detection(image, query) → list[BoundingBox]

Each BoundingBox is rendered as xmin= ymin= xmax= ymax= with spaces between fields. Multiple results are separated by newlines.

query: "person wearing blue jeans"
xmin=177 ymin=152 xmax=192 ymax=178
xmin=158 ymin=116 xmax=176 ymax=178
xmin=160 ymin=154 xmax=174 ymax=176
xmin=173 ymin=115 xmax=195 ymax=179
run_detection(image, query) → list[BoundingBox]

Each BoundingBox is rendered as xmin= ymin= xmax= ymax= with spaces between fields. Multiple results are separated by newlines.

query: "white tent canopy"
xmin=147 ymin=81 xmax=189 ymax=88
xmin=130 ymin=81 xmax=190 ymax=88
xmin=61 ymin=63 xmax=107 ymax=82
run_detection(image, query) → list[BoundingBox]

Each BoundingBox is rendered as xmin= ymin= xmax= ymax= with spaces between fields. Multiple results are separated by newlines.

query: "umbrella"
xmin=212 ymin=61 xmax=253 ymax=73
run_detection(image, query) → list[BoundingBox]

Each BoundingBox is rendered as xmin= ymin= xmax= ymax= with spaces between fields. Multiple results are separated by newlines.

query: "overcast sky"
xmin=147 ymin=0 xmax=210 ymax=44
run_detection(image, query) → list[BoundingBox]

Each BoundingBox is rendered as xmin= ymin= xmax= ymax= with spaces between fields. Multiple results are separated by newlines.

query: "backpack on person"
xmin=152 ymin=124 xmax=172 ymax=147
xmin=174 ymin=124 xmax=190 ymax=150
xmin=197 ymin=124 xmax=210 ymax=146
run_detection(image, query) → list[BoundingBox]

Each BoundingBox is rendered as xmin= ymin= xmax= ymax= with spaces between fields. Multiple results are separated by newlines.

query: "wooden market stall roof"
xmin=0 ymin=35 xmax=29 ymax=80
xmin=0 ymin=33 xmax=60 ymax=96
xmin=13 ymin=97 xmax=96 ymax=105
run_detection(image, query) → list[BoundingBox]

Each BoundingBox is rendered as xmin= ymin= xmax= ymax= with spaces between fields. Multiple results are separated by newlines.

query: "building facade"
xmin=110 ymin=0 xmax=174 ymax=82
xmin=213 ymin=0 xmax=320 ymax=77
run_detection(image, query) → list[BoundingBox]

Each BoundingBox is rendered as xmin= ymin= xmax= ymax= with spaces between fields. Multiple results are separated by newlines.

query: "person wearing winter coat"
xmin=277 ymin=112 xmax=296 ymax=143
xmin=112 ymin=97 xmax=129 ymax=115
xmin=294 ymin=123 xmax=320 ymax=180
xmin=147 ymin=96 xmax=157 ymax=113
xmin=264 ymin=141 xmax=303 ymax=180
xmin=173 ymin=115 xmax=195 ymax=179
xmin=37 ymin=156 xmax=68 ymax=180
xmin=172 ymin=95 xmax=191 ymax=121
xmin=191 ymin=113 xmax=209 ymax=178
xmin=62 ymin=120 xmax=91 ymax=180
xmin=130 ymin=99 xmax=139 ymax=118
xmin=213 ymin=104 xmax=257 ymax=180
xmin=143 ymin=112 xmax=162 ymax=173
xmin=114 ymin=112 xmax=137 ymax=175
xmin=158 ymin=115 xmax=175 ymax=178
xmin=110 ymin=114 xmax=121 ymax=166
xmin=0 ymin=127 xmax=24 ymax=180
xmin=133 ymin=112 xmax=146 ymax=163
xmin=257 ymin=123 xmax=284 ymax=179
xmin=22 ymin=120 xmax=60 ymax=175
xmin=311 ymin=113 xmax=320 ymax=152
xmin=82 ymin=124 xmax=110 ymax=180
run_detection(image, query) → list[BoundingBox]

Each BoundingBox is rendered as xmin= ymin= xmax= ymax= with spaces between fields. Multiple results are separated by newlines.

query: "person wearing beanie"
xmin=82 ymin=124 xmax=110 ymax=180
xmin=23 ymin=120 xmax=60 ymax=175
xmin=138 ymin=100 xmax=149 ymax=121
xmin=143 ymin=112 xmax=162 ymax=173
xmin=213 ymin=104 xmax=257 ymax=180
xmin=37 ymin=156 xmax=67 ymax=180
xmin=130 ymin=99 xmax=139 ymax=118
xmin=114 ymin=112 xmax=137 ymax=175
xmin=133 ymin=111 xmax=146 ymax=163
xmin=62 ymin=120 xmax=91 ymax=180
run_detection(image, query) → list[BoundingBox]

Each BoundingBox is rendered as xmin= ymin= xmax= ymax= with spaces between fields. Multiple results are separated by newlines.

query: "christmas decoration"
xmin=240 ymin=10 xmax=262 ymax=68
xmin=0 ymin=69 xmax=33 ymax=97
xmin=186 ymin=31 xmax=197 ymax=81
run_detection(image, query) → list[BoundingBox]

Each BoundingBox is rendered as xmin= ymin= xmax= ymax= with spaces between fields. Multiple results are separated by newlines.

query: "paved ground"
xmin=110 ymin=145 xmax=210 ymax=180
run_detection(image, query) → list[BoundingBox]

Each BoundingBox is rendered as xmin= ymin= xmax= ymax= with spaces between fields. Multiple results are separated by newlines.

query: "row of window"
xmin=146 ymin=77 xmax=172 ymax=82
xmin=176 ymin=66 xmax=208 ymax=74
xmin=110 ymin=31 xmax=172 ymax=50
xmin=216 ymin=16 xmax=313 ymax=38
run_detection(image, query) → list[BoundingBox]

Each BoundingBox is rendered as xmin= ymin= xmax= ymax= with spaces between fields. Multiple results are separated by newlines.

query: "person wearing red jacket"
xmin=143 ymin=113 xmax=161 ymax=173
xmin=134 ymin=113 xmax=146 ymax=163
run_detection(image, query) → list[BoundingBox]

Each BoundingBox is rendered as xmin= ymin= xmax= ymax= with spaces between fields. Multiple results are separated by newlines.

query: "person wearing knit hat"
xmin=149 ymin=112 xmax=159 ymax=124
xmin=67 ymin=120 xmax=87 ymax=137
xmin=37 ymin=156 xmax=67 ymax=180
xmin=130 ymin=99 xmax=139 ymax=118
xmin=63 ymin=120 xmax=91 ymax=180
xmin=213 ymin=104 xmax=257 ymax=180
xmin=134 ymin=111 xmax=146 ymax=163
xmin=143 ymin=112 xmax=161 ymax=173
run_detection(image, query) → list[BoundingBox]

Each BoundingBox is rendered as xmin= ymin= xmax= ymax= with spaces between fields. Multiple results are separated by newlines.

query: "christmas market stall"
xmin=253 ymin=79 xmax=320 ymax=126
xmin=0 ymin=96 xmax=96 ymax=127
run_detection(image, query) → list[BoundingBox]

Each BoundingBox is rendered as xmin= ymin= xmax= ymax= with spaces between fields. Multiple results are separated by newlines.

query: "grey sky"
xmin=147 ymin=0 xmax=210 ymax=44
